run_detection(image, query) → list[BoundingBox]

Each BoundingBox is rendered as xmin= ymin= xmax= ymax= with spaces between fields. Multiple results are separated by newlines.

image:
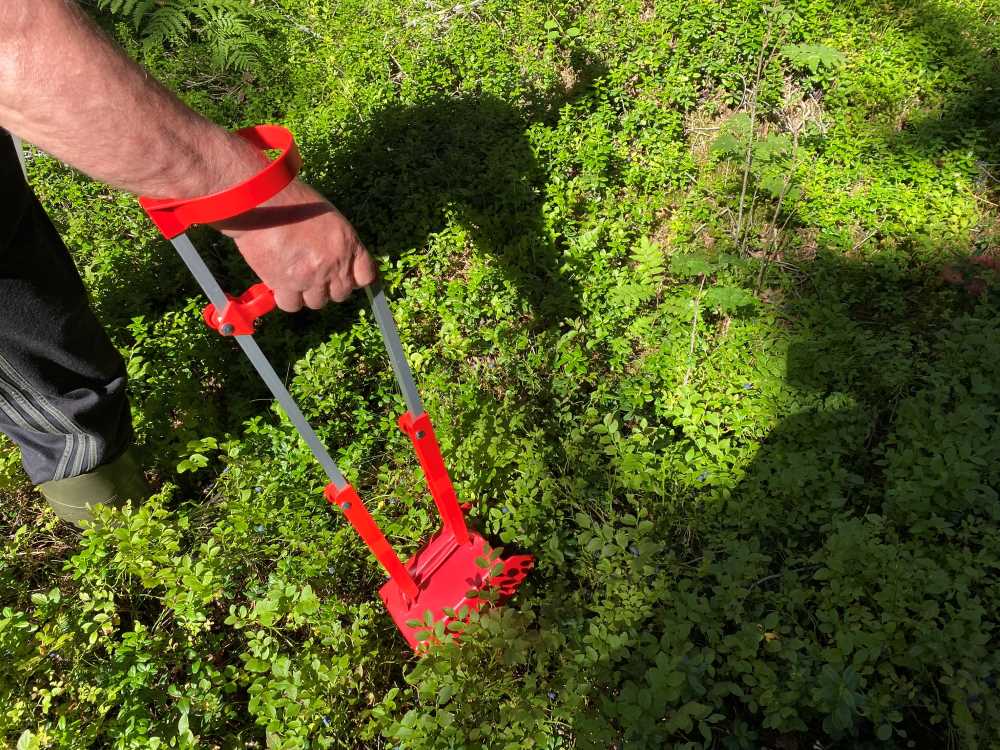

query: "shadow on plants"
xmin=162 ymin=53 xmax=610 ymax=436
xmin=695 ymin=250 xmax=1000 ymax=745
xmin=848 ymin=0 xmax=1000 ymax=179
xmin=208 ymin=63 xmax=606 ymax=450
xmin=882 ymin=0 xmax=1000 ymax=163
xmin=730 ymin=249 xmax=1000 ymax=530
xmin=130 ymin=60 xmax=607 ymax=504
xmin=308 ymin=67 xmax=611 ymax=329
xmin=541 ymin=250 xmax=1000 ymax=747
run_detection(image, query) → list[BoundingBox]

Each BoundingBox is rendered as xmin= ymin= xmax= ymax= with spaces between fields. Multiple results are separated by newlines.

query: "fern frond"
xmin=96 ymin=0 xmax=273 ymax=73
xmin=143 ymin=6 xmax=193 ymax=44
xmin=632 ymin=236 xmax=666 ymax=289
xmin=97 ymin=0 xmax=139 ymax=14
xmin=130 ymin=0 xmax=159 ymax=30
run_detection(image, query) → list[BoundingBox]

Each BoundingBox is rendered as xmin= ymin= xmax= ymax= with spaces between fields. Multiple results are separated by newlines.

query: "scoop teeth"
xmin=488 ymin=554 xmax=535 ymax=598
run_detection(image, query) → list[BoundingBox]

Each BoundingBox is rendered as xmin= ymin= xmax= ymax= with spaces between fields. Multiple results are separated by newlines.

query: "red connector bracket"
xmin=203 ymin=282 xmax=276 ymax=336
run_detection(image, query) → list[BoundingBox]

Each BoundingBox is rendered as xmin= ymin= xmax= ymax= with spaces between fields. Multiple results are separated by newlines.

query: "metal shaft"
xmin=366 ymin=283 xmax=424 ymax=417
xmin=170 ymin=234 xmax=348 ymax=489
xmin=11 ymin=134 xmax=27 ymax=180
xmin=234 ymin=335 xmax=347 ymax=488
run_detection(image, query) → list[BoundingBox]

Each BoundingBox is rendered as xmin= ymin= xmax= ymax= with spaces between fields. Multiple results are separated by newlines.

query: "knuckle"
xmin=330 ymin=285 xmax=351 ymax=303
xmin=305 ymin=293 xmax=327 ymax=310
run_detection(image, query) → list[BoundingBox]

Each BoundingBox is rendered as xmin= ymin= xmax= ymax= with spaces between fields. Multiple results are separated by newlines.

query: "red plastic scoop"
xmin=329 ymin=480 xmax=534 ymax=649
xmin=325 ymin=411 xmax=533 ymax=650
xmin=380 ymin=528 xmax=534 ymax=649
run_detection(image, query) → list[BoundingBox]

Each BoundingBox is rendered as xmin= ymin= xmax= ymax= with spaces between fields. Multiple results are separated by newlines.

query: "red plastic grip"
xmin=138 ymin=125 xmax=302 ymax=239
xmin=203 ymin=282 xmax=276 ymax=336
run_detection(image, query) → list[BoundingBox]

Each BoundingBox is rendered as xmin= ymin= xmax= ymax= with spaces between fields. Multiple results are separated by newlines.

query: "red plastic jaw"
xmin=379 ymin=529 xmax=534 ymax=651
xmin=325 ymin=483 xmax=419 ymax=601
xmin=325 ymin=412 xmax=534 ymax=652
xmin=203 ymin=282 xmax=276 ymax=336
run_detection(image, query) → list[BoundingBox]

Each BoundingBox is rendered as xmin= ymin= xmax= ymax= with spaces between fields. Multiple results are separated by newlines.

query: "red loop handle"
xmin=138 ymin=125 xmax=302 ymax=239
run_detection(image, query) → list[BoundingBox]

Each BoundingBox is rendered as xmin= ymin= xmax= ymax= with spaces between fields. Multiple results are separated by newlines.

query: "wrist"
xmin=159 ymin=127 xmax=267 ymax=200
xmin=210 ymin=179 xmax=321 ymax=239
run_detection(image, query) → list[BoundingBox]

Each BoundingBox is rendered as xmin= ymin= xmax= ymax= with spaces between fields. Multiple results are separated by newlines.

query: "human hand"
xmin=211 ymin=179 xmax=377 ymax=312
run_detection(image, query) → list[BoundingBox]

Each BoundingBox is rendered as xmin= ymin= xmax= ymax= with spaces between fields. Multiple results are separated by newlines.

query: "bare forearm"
xmin=0 ymin=1 xmax=378 ymax=310
xmin=0 ymin=0 xmax=261 ymax=198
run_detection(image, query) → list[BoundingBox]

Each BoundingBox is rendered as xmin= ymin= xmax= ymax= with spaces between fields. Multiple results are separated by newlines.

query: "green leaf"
xmin=670 ymin=254 xmax=716 ymax=278
xmin=710 ymin=132 xmax=742 ymax=158
xmin=759 ymin=172 xmax=789 ymax=198
xmin=702 ymin=286 xmax=758 ymax=314
xmin=782 ymin=43 xmax=845 ymax=73
xmin=723 ymin=112 xmax=753 ymax=138
xmin=244 ymin=657 xmax=270 ymax=673
xmin=753 ymin=133 xmax=794 ymax=163
xmin=437 ymin=684 xmax=455 ymax=705
xmin=272 ymin=656 xmax=291 ymax=678
xmin=294 ymin=585 xmax=319 ymax=616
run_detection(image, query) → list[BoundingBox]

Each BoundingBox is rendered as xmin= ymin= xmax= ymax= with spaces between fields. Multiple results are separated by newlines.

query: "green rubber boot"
xmin=38 ymin=449 xmax=149 ymax=527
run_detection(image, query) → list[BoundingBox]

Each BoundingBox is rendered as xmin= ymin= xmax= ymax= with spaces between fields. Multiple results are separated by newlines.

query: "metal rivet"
xmin=415 ymin=430 xmax=426 ymax=440
xmin=220 ymin=323 xmax=235 ymax=336
xmin=340 ymin=502 xmax=351 ymax=511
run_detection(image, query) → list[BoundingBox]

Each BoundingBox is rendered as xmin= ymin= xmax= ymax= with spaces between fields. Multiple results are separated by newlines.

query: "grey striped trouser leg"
xmin=0 ymin=132 xmax=132 ymax=485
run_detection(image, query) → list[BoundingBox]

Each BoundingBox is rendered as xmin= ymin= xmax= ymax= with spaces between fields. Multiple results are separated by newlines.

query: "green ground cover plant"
xmin=4 ymin=0 xmax=1000 ymax=747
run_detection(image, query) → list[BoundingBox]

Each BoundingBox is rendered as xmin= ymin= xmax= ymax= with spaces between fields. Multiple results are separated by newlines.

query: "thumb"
xmin=352 ymin=246 xmax=379 ymax=288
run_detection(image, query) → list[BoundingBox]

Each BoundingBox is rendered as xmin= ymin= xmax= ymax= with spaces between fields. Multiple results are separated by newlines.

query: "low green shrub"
xmin=4 ymin=0 xmax=1000 ymax=747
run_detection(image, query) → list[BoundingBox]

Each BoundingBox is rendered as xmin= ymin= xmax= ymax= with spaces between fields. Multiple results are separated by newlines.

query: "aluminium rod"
xmin=365 ymin=282 xmax=424 ymax=418
xmin=170 ymin=234 xmax=348 ymax=489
